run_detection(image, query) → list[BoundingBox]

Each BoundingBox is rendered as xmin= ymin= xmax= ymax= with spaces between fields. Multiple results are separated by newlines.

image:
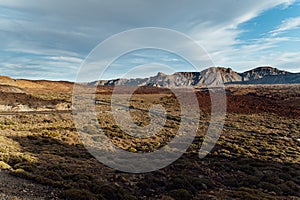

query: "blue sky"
xmin=0 ymin=0 xmax=300 ymax=81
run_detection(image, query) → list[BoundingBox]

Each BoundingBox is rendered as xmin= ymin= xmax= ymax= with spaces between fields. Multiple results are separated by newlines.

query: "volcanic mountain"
xmin=89 ymin=66 xmax=300 ymax=87
xmin=1 ymin=66 xmax=299 ymax=89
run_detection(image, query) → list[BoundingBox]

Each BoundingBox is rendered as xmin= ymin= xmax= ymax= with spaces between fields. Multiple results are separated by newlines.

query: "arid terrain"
xmin=0 ymin=74 xmax=299 ymax=199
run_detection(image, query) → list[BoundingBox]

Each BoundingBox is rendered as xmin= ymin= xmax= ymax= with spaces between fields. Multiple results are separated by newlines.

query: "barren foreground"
xmin=0 ymin=79 xmax=299 ymax=199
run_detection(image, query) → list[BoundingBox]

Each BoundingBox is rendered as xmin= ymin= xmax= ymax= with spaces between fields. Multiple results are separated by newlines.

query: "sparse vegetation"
xmin=0 ymin=83 xmax=299 ymax=199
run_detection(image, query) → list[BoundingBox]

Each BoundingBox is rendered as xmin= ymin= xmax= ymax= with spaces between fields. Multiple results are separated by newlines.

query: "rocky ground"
xmin=0 ymin=78 xmax=299 ymax=199
xmin=0 ymin=170 xmax=60 ymax=199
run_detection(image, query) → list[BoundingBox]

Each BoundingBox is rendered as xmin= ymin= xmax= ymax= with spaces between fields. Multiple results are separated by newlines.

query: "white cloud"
xmin=48 ymin=56 xmax=83 ymax=64
xmin=270 ymin=16 xmax=300 ymax=36
xmin=0 ymin=0 xmax=298 ymax=80
xmin=281 ymin=0 xmax=296 ymax=9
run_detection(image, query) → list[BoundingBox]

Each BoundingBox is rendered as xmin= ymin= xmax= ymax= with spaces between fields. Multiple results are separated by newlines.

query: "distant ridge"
xmin=89 ymin=66 xmax=300 ymax=87
xmin=1 ymin=66 xmax=299 ymax=87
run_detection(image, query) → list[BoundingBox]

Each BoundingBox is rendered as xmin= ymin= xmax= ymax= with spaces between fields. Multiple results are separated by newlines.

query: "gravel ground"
xmin=0 ymin=170 xmax=60 ymax=200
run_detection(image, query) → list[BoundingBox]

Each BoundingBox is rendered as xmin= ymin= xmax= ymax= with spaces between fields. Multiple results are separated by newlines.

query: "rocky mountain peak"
xmin=87 ymin=66 xmax=299 ymax=87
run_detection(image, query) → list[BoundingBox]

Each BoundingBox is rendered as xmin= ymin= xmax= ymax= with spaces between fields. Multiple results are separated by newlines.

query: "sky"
xmin=0 ymin=0 xmax=300 ymax=81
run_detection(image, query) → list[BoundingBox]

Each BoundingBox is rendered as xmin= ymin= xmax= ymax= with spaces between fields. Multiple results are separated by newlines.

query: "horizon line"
xmin=1 ymin=65 xmax=299 ymax=82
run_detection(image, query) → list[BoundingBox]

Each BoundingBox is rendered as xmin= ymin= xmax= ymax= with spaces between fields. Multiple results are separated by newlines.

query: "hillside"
xmin=0 ymin=77 xmax=73 ymax=112
xmin=0 ymin=69 xmax=299 ymax=199
xmin=0 ymin=76 xmax=73 ymax=95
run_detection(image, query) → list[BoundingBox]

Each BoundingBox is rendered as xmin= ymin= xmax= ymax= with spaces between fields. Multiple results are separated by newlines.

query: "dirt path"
xmin=0 ymin=170 xmax=60 ymax=200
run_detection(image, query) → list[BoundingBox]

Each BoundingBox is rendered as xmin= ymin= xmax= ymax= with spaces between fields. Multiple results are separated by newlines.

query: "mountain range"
xmin=89 ymin=66 xmax=300 ymax=87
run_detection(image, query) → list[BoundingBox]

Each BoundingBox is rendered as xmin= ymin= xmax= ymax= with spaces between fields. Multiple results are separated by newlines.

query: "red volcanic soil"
xmin=226 ymin=94 xmax=299 ymax=118
xmin=96 ymin=85 xmax=300 ymax=118
xmin=198 ymin=89 xmax=300 ymax=118
xmin=96 ymin=86 xmax=173 ymax=95
xmin=1 ymin=77 xmax=299 ymax=118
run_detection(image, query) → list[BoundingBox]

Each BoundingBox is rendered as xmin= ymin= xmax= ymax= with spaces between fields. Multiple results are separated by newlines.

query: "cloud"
xmin=0 ymin=0 xmax=298 ymax=80
xmin=270 ymin=16 xmax=300 ymax=36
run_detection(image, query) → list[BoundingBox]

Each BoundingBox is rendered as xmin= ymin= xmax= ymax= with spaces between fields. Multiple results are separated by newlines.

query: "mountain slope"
xmin=240 ymin=73 xmax=300 ymax=84
xmin=0 ymin=76 xmax=74 ymax=95
xmin=241 ymin=66 xmax=290 ymax=81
